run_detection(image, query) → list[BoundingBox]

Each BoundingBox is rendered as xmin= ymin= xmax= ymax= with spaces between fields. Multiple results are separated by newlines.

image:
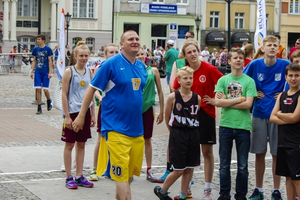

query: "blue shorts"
xmin=34 ymin=72 xmax=50 ymax=89
xmin=166 ymin=72 xmax=171 ymax=85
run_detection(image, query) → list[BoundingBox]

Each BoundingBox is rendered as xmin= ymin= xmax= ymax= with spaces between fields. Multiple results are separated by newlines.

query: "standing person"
xmin=9 ymin=46 xmax=18 ymax=73
xmin=171 ymin=39 xmax=223 ymax=199
xmin=136 ymin=47 xmax=164 ymax=182
xmin=219 ymin=49 xmax=229 ymax=74
xmin=154 ymin=46 xmax=162 ymax=67
xmin=178 ymin=31 xmax=195 ymax=59
xmin=241 ymin=41 xmax=248 ymax=50
xmin=22 ymin=45 xmax=30 ymax=65
xmin=65 ymin=45 xmax=71 ymax=67
xmin=61 ymin=42 xmax=95 ymax=189
xmin=143 ymin=45 xmax=148 ymax=54
xmin=30 ymin=35 xmax=53 ymax=114
xmin=252 ymin=46 xmax=265 ymax=60
xmin=72 ymin=30 xmax=147 ymax=200
xmin=89 ymin=43 xmax=119 ymax=181
xmin=270 ymin=63 xmax=300 ymax=200
xmin=154 ymin=67 xmax=201 ymax=200
xmin=97 ymin=46 xmax=105 ymax=57
xmin=243 ymin=35 xmax=290 ymax=200
xmin=274 ymin=35 xmax=288 ymax=59
xmin=289 ymin=38 xmax=300 ymax=58
xmin=243 ymin=44 xmax=254 ymax=69
xmin=211 ymin=48 xmax=218 ymax=66
xmin=214 ymin=48 xmax=257 ymax=200
xmin=201 ymin=47 xmax=211 ymax=63
xmin=163 ymin=40 xmax=179 ymax=86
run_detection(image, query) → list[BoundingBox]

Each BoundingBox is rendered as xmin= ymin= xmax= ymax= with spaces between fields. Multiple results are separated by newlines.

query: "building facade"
xmin=113 ymin=0 xmax=201 ymax=51
xmin=0 ymin=0 xmax=112 ymax=53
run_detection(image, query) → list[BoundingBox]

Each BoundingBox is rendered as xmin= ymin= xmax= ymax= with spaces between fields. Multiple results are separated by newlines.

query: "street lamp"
xmin=65 ymin=12 xmax=72 ymax=46
xmin=194 ymin=16 xmax=201 ymax=41
xmin=224 ymin=0 xmax=233 ymax=50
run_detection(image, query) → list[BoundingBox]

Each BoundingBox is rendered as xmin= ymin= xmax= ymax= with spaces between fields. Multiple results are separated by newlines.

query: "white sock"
xmin=257 ymin=187 xmax=263 ymax=192
xmin=204 ymin=182 xmax=211 ymax=189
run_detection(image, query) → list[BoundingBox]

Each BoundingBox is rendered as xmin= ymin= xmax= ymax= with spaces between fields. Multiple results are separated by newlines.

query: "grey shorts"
xmin=250 ymin=116 xmax=278 ymax=156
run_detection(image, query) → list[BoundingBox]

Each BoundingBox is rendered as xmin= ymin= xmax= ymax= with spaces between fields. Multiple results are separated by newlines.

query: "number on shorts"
xmin=131 ymin=78 xmax=141 ymax=90
xmin=112 ymin=165 xmax=122 ymax=176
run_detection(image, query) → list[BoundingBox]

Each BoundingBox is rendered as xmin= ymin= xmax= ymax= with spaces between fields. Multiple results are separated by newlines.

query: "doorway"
xmin=151 ymin=38 xmax=166 ymax=52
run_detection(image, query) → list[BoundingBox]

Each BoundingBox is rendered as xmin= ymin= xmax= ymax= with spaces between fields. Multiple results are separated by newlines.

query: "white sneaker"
xmin=60 ymin=164 xmax=66 ymax=172
xmin=72 ymin=162 xmax=90 ymax=170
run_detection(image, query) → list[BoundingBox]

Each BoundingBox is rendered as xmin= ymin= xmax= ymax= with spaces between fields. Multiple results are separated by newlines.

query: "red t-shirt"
xmin=173 ymin=62 xmax=223 ymax=118
xmin=243 ymin=58 xmax=251 ymax=69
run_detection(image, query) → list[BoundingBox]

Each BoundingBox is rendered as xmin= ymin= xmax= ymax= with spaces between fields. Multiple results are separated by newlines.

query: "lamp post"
xmin=224 ymin=0 xmax=233 ymax=50
xmin=65 ymin=12 xmax=72 ymax=46
xmin=194 ymin=16 xmax=201 ymax=41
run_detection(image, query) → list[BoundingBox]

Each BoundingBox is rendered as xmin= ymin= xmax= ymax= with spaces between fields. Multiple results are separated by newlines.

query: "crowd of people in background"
xmin=22 ymin=31 xmax=300 ymax=200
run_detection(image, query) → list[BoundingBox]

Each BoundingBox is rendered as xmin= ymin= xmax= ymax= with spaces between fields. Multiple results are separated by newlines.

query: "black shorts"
xmin=276 ymin=147 xmax=300 ymax=180
xmin=169 ymin=127 xmax=201 ymax=170
xmin=198 ymin=109 xmax=216 ymax=144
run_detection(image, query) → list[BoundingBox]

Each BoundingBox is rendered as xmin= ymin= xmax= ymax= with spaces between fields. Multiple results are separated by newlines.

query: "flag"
xmin=254 ymin=0 xmax=267 ymax=51
xmin=56 ymin=8 xmax=65 ymax=80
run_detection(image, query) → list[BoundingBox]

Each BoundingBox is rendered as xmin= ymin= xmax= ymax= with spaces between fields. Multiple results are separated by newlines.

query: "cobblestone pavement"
xmin=0 ymin=73 xmax=287 ymax=199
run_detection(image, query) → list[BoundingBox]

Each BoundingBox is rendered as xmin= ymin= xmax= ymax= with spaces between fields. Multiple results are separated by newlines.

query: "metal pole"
xmin=197 ymin=28 xmax=199 ymax=41
xmin=66 ymin=24 xmax=69 ymax=45
xmin=38 ymin=0 xmax=41 ymax=34
xmin=112 ymin=0 xmax=114 ymax=43
xmin=226 ymin=0 xmax=233 ymax=50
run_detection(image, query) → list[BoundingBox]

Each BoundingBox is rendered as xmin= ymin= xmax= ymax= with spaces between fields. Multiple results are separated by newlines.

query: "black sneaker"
xmin=271 ymin=190 xmax=282 ymax=200
xmin=235 ymin=194 xmax=247 ymax=200
xmin=247 ymin=188 xmax=264 ymax=200
xmin=47 ymin=99 xmax=52 ymax=111
xmin=218 ymin=194 xmax=231 ymax=200
xmin=36 ymin=105 xmax=42 ymax=115
xmin=154 ymin=186 xmax=172 ymax=200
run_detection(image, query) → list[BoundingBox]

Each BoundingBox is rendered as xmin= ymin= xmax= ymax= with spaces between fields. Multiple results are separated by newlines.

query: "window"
xmin=17 ymin=0 xmax=38 ymax=17
xmin=266 ymin=14 xmax=269 ymax=30
xmin=17 ymin=36 xmax=36 ymax=52
xmin=290 ymin=0 xmax=300 ymax=14
xmin=176 ymin=0 xmax=188 ymax=4
xmin=73 ymin=0 xmax=94 ymax=18
xmin=210 ymin=11 xmax=219 ymax=28
xmin=128 ymin=0 xmax=140 ymax=2
xmin=86 ymin=38 xmax=95 ymax=51
xmin=124 ymin=24 xmax=140 ymax=35
xmin=235 ymin=13 xmax=244 ymax=29
xmin=72 ymin=37 xmax=82 ymax=48
xmin=153 ymin=0 xmax=164 ymax=3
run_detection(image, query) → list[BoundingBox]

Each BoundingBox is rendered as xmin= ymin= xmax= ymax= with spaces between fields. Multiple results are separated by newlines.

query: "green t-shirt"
xmin=142 ymin=66 xmax=156 ymax=113
xmin=175 ymin=58 xmax=186 ymax=70
xmin=214 ymin=74 xmax=257 ymax=130
xmin=164 ymin=48 xmax=179 ymax=73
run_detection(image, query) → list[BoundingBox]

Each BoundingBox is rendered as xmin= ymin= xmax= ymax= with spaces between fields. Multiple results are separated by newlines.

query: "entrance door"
xmin=151 ymin=38 xmax=166 ymax=52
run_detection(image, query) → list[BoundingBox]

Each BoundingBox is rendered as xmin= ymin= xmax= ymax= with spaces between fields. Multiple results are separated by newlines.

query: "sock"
xmin=180 ymin=191 xmax=187 ymax=197
xmin=160 ymin=187 xmax=168 ymax=195
xmin=38 ymin=104 xmax=41 ymax=108
xmin=147 ymin=167 xmax=151 ymax=173
xmin=167 ymin=162 xmax=173 ymax=172
xmin=204 ymin=182 xmax=211 ymax=189
xmin=257 ymin=187 xmax=263 ymax=192
xmin=75 ymin=176 xmax=81 ymax=179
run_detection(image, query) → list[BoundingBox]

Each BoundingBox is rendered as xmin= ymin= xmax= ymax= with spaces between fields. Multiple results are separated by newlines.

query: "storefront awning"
xmin=231 ymin=32 xmax=250 ymax=43
xmin=205 ymin=32 xmax=226 ymax=43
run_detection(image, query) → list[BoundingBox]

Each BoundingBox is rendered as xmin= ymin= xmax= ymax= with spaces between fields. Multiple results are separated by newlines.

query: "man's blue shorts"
xmin=34 ymin=72 xmax=50 ymax=89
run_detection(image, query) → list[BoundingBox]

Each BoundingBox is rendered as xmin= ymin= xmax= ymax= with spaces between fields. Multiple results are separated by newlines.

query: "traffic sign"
xmin=170 ymin=23 xmax=177 ymax=30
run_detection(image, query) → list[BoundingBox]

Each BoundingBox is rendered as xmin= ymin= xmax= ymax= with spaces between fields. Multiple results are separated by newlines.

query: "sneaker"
xmin=217 ymin=194 xmax=231 ymax=200
xmin=174 ymin=190 xmax=193 ymax=199
xmin=154 ymin=186 xmax=172 ymax=200
xmin=47 ymin=99 xmax=52 ymax=111
xmin=60 ymin=164 xmax=66 ymax=172
xmin=235 ymin=194 xmax=247 ymax=200
xmin=89 ymin=168 xmax=98 ymax=181
xmin=157 ymin=170 xmax=170 ymax=183
xmin=75 ymin=175 xmax=94 ymax=188
xmin=72 ymin=162 xmax=90 ymax=170
xmin=271 ymin=190 xmax=282 ymax=200
xmin=65 ymin=176 xmax=78 ymax=189
xmin=147 ymin=169 xmax=158 ymax=182
xmin=203 ymin=188 xmax=213 ymax=200
xmin=36 ymin=106 xmax=42 ymax=114
xmin=247 ymin=188 xmax=264 ymax=200
xmin=191 ymin=178 xmax=194 ymax=185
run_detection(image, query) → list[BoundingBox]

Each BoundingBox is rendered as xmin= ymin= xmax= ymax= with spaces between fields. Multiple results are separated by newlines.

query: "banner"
xmin=56 ymin=8 xmax=65 ymax=80
xmin=254 ymin=0 xmax=267 ymax=51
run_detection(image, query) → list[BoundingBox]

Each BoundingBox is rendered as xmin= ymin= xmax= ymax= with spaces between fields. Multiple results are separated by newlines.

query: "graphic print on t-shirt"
xmin=227 ymin=81 xmax=242 ymax=99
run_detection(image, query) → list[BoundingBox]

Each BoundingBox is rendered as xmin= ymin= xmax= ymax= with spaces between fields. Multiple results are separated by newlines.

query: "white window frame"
xmin=128 ymin=0 xmax=140 ymax=2
xmin=72 ymin=37 xmax=82 ymax=48
xmin=176 ymin=0 xmax=188 ymax=5
xmin=86 ymin=38 xmax=95 ymax=51
xmin=290 ymin=0 xmax=300 ymax=14
xmin=210 ymin=11 xmax=219 ymax=28
xmin=73 ymin=0 xmax=94 ymax=18
xmin=235 ymin=13 xmax=244 ymax=29
xmin=153 ymin=0 xmax=165 ymax=4
xmin=17 ymin=0 xmax=38 ymax=17
xmin=17 ymin=36 xmax=36 ymax=51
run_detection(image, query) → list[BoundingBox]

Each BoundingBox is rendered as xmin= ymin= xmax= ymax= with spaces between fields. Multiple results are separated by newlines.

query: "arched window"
xmin=86 ymin=38 xmax=95 ymax=51
xmin=17 ymin=36 xmax=36 ymax=52
xmin=72 ymin=37 xmax=82 ymax=48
